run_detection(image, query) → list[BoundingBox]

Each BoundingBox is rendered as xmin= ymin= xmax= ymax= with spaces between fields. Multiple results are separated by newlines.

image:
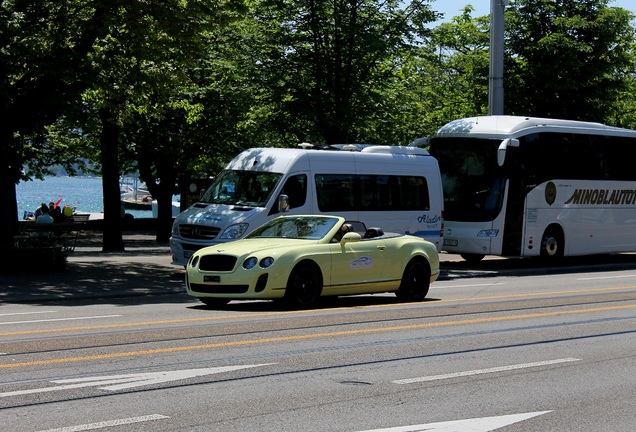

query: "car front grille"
xmin=179 ymin=224 xmax=220 ymax=240
xmin=199 ymin=255 xmax=238 ymax=271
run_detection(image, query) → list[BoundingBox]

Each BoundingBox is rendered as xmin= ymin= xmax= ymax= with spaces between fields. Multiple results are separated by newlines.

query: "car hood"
xmin=177 ymin=202 xmax=259 ymax=226
xmin=198 ymin=238 xmax=318 ymax=256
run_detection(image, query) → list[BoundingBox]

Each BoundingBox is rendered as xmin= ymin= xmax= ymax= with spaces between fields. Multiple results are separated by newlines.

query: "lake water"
xmin=15 ymin=176 xmax=154 ymax=219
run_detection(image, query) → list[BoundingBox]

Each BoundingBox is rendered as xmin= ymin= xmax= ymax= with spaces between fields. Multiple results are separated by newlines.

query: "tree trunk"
xmin=138 ymin=155 xmax=177 ymax=244
xmin=99 ymin=106 xmax=125 ymax=252
xmin=155 ymin=186 xmax=175 ymax=243
xmin=0 ymin=130 xmax=21 ymax=248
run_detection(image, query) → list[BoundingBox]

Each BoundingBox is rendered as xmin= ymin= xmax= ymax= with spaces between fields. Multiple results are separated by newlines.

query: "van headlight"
xmin=219 ymin=223 xmax=249 ymax=240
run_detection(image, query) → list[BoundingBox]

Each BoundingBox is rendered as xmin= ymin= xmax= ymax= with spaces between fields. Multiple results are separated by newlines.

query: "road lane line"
xmin=578 ymin=274 xmax=636 ymax=281
xmin=434 ymin=283 xmax=504 ymax=288
xmin=392 ymin=358 xmax=580 ymax=384
xmin=36 ymin=414 xmax=169 ymax=432
xmin=0 ymin=311 xmax=57 ymax=317
xmin=1 ymin=303 xmax=634 ymax=369
xmin=3 ymin=285 xmax=636 ymax=338
xmin=0 ymin=315 xmax=121 ymax=326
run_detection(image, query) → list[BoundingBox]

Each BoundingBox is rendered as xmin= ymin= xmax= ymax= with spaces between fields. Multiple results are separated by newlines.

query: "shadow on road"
xmin=1 ymin=259 xmax=191 ymax=306
xmin=441 ymin=253 xmax=636 ymax=280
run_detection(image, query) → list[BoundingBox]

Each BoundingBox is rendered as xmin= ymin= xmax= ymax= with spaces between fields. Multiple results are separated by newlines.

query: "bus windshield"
xmin=200 ymin=170 xmax=283 ymax=207
xmin=429 ymin=137 xmax=505 ymax=222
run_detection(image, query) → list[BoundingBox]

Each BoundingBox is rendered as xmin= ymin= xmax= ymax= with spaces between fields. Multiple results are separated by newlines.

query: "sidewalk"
xmin=1 ymin=232 xmax=186 ymax=304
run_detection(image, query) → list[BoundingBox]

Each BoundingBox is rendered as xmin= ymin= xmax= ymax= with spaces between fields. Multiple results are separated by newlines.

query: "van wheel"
xmin=541 ymin=226 xmax=564 ymax=259
xmin=396 ymin=259 xmax=430 ymax=301
xmin=460 ymin=253 xmax=485 ymax=262
xmin=285 ymin=262 xmax=323 ymax=308
xmin=198 ymin=297 xmax=230 ymax=307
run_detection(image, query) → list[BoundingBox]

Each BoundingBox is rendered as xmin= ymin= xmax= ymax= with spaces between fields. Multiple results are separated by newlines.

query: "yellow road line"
xmin=2 ymin=302 xmax=635 ymax=369
xmin=2 ymin=285 xmax=635 ymax=338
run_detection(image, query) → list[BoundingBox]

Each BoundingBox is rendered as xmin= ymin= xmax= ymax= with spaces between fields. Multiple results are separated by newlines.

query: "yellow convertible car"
xmin=186 ymin=215 xmax=440 ymax=308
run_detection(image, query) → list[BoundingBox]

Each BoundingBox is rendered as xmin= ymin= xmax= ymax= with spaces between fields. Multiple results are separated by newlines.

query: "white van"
xmin=170 ymin=145 xmax=443 ymax=266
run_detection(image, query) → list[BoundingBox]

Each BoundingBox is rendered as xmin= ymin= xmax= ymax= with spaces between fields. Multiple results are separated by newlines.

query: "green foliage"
xmin=246 ymin=0 xmax=440 ymax=145
xmin=505 ymin=0 xmax=636 ymax=123
xmin=423 ymin=7 xmax=491 ymax=132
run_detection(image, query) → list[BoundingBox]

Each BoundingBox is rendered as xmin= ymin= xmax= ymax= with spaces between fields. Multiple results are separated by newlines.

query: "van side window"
xmin=285 ymin=175 xmax=307 ymax=209
xmin=271 ymin=174 xmax=307 ymax=214
xmin=315 ymin=174 xmax=430 ymax=212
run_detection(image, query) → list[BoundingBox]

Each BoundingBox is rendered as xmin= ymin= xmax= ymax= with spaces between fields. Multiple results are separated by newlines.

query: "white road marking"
xmin=0 ymin=311 xmax=57 ymax=317
xmin=0 ymin=364 xmax=274 ymax=397
xmin=434 ymin=282 xmax=504 ymax=288
xmin=578 ymin=274 xmax=636 ymax=280
xmin=36 ymin=414 xmax=169 ymax=432
xmin=355 ymin=411 xmax=552 ymax=432
xmin=393 ymin=358 xmax=580 ymax=384
xmin=0 ymin=315 xmax=121 ymax=326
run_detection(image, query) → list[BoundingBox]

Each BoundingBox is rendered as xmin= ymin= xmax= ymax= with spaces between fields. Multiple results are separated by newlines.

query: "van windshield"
xmin=200 ymin=170 xmax=283 ymax=207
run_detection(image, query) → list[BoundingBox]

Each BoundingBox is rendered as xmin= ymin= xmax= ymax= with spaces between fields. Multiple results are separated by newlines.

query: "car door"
xmin=327 ymin=236 xmax=388 ymax=291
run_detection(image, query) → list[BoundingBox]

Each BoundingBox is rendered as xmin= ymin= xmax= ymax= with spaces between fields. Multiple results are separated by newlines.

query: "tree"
xmin=0 ymin=1 xmax=115 ymax=248
xmin=421 ymin=6 xmax=491 ymax=132
xmin=248 ymin=0 xmax=439 ymax=145
xmin=58 ymin=0 xmax=240 ymax=249
xmin=505 ymin=0 xmax=636 ymax=122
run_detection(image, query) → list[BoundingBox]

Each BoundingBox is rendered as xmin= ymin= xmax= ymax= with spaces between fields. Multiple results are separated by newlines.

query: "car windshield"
xmin=247 ymin=216 xmax=340 ymax=240
xmin=199 ymin=170 xmax=283 ymax=207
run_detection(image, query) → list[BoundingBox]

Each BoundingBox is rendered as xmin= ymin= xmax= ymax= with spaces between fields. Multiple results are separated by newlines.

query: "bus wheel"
xmin=460 ymin=253 xmax=485 ymax=262
xmin=396 ymin=258 xmax=430 ymax=301
xmin=541 ymin=226 xmax=564 ymax=258
xmin=285 ymin=261 xmax=323 ymax=308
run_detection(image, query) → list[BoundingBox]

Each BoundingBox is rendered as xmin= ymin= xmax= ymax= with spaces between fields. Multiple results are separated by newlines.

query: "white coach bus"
xmin=170 ymin=145 xmax=443 ymax=266
xmin=426 ymin=115 xmax=636 ymax=261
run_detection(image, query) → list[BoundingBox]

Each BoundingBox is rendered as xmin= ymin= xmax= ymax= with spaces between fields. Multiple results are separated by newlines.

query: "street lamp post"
xmin=489 ymin=0 xmax=506 ymax=115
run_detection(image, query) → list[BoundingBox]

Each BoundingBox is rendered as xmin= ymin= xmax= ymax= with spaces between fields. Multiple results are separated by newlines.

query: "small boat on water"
xmin=120 ymin=177 xmax=153 ymax=210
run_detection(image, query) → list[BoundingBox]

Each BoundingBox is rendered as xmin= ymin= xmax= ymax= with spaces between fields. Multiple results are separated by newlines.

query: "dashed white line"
xmin=578 ymin=274 xmax=636 ymax=280
xmin=434 ymin=282 xmax=504 ymax=288
xmin=392 ymin=358 xmax=580 ymax=384
xmin=36 ymin=414 xmax=169 ymax=432
xmin=0 ymin=315 xmax=121 ymax=326
xmin=0 ymin=311 xmax=57 ymax=317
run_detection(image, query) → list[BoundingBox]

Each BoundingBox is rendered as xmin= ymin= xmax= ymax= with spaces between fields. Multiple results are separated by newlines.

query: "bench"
xmin=15 ymin=219 xmax=89 ymax=253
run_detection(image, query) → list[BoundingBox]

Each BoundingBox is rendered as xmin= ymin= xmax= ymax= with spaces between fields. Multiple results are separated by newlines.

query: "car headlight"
xmin=243 ymin=256 xmax=258 ymax=269
xmin=190 ymin=255 xmax=199 ymax=268
xmin=219 ymin=223 xmax=249 ymax=240
xmin=260 ymin=257 xmax=274 ymax=268
xmin=171 ymin=219 xmax=180 ymax=235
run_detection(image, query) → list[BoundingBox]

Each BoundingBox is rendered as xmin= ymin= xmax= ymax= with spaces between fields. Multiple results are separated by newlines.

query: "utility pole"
xmin=488 ymin=0 xmax=506 ymax=115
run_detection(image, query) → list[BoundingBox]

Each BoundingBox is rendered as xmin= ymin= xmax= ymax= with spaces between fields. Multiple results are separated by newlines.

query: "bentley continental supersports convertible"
xmin=185 ymin=215 xmax=440 ymax=308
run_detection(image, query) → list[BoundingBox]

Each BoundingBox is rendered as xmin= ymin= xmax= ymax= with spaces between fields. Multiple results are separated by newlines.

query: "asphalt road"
xmin=1 ymin=236 xmax=636 ymax=431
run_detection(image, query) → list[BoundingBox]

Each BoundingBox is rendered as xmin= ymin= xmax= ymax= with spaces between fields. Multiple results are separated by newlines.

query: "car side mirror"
xmin=341 ymin=232 xmax=361 ymax=244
